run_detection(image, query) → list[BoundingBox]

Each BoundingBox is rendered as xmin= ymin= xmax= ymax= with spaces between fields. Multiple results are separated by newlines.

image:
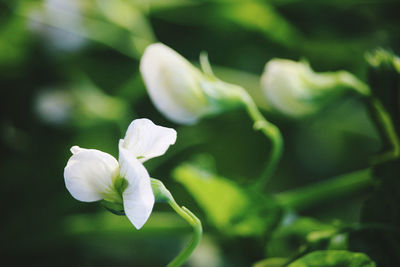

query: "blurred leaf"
xmin=216 ymin=1 xmax=302 ymax=48
xmin=150 ymin=0 xmax=301 ymax=48
xmin=34 ymin=77 xmax=130 ymax=128
xmin=64 ymin=211 xmax=189 ymax=236
xmin=146 ymin=0 xmax=198 ymax=11
xmin=288 ymin=250 xmax=376 ymax=267
xmin=96 ymin=0 xmax=156 ymax=53
xmin=266 ymin=217 xmax=340 ymax=258
xmin=275 ymin=169 xmax=373 ymax=212
xmin=173 ymin=155 xmax=281 ymax=236
xmin=0 ymin=16 xmax=30 ymax=67
xmin=14 ymin=0 xmax=155 ymax=58
xmin=63 ymin=211 xmax=191 ymax=266
xmin=72 ymin=80 xmax=130 ymax=126
xmin=349 ymin=158 xmax=400 ymax=266
xmin=253 ymin=257 xmax=288 ymax=267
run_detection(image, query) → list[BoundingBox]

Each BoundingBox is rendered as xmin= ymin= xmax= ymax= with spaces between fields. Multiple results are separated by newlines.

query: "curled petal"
xmin=121 ymin=118 xmax=177 ymax=162
xmin=64 ymin=146 xmax=119 ymax=202
xmin=119 ymin=140 xmax=155 ymax=229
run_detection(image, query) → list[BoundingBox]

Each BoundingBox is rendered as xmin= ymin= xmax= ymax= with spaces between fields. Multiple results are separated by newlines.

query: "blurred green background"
xmin=1 ymin=0 xmax=399 ymax=266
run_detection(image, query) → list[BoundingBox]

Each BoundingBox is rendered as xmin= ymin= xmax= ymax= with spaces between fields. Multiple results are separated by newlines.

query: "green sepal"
xmin=100 ymin=199 xmax=125 ymax=216
xmin=100 ymin=177 xmax=128 ymax=216
xmin=151 ymin=178 xmax=174 ymax=203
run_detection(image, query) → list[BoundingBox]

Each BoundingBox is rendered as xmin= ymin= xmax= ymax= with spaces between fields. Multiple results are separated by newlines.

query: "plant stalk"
xmin=167 ymin=199 xmax=202 ymax=267
xmin=365 ymin=97 xmax=400 ymax=163
xmin=241 ymin=94 xmax=284 ymax=190
xmin=275 ymin=168 xmax=374 ymax=211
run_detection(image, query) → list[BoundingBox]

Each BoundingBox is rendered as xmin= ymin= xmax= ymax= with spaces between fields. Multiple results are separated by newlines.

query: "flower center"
xmin=101 ymin=176 xmax=129 ymax=214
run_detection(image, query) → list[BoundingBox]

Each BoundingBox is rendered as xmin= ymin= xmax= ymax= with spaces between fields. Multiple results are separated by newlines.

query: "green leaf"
xmin=288 ymin=250 xmax=376 ymax=267
xmin=253 ymin=257 xmax=288 ymax=267
xmin=216 ymin=1 xmax=302 ymax=48
xmin=173 ymin=155 xmax=281 ymax=236
xmin=266 ymin=217 xmax=342 ymax=258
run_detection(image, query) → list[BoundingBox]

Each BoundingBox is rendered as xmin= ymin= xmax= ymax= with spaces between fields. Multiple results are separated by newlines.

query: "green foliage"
xmin=173 ymin=155 xmax=281 ymax=236
xmin=349 ymin=158 xmax=400 ymax=266
xmin=287 ymin=250 xmax=376 ymax=267
xmin=216 ymin=1 xmax=302 ymax=48
xmin=266 ymin=217 xmax=345 ymax=258
xmin=1 ymin=0 xmax=400 ymax=265
xmin=253 ymin=257 xmax=288 ymax=267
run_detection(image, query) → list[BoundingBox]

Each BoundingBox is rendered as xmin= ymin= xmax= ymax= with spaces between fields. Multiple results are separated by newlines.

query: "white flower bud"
xmin=261 ymin=59 xmax=369 ymax=117
xmin=140 ymin=43 xmax=245 ymax=124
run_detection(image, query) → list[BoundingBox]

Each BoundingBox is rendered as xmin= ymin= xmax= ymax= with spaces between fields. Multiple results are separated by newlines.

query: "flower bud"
xmin=140 ymin=43 xmax=246 ymax=124
xmin=260 ymin=59 xmax=370 ymax=117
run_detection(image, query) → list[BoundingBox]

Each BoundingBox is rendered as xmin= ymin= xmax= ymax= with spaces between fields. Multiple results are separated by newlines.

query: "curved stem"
xmin=150 ymin=178 xmax=203 ymax=266
xmin=241 ymin=94 xmax=284 ymax=190
xmin=366 ymin=97 xmax=400 ymax=163
xmin=167 ymin=199 xmax=202 ymax=267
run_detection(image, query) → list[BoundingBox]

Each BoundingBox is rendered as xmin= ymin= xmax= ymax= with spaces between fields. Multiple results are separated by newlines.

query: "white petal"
xmin=121 ymin=118 xmax=177 ymax=162
xmin=119 ymin=140 xmax=155 ymax=229
xmin=64 ymin=146 xmax=119 ymax=202
xmin=261 ymin=59 xmax=311 ymax=117
xmin=140 ymin=43 xmax=209 ymax=124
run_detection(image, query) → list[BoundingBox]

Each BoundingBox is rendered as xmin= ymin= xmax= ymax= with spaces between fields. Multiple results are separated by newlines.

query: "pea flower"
xmin=140 ymin=43 xmax=246 ymax=125
xmin=64 ymin=118 xmax=177 ymax=229
xmin=260 ymin=58 xmax=370 ymax=117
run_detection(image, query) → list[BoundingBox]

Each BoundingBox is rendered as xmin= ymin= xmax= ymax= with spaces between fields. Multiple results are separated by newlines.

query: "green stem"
xmin=275 ymin=168 xmax=374 ymax=211
xmin=200 ymin=52 xmax=215 ymax=77
xmin=150 ymin=178 xmax=202 ymax=267
xmin=366 ymin=97 xmax=400 ymax=163
xmin=336 ymin=70 xmax=371 ymax=96
xmin=241 ymin=94 xmax=284 ymax=190
xmin=167 ymin=199 xmax=202 ymax=267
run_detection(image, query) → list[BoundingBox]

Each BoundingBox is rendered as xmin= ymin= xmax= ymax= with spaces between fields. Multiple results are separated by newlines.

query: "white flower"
xmin=140 ymin=43 xmax=245 ymax=125
xmin=260 ymin=59 xmax=369 ymax=117
xmin=64 ymin=118 xmax=177 ymax=229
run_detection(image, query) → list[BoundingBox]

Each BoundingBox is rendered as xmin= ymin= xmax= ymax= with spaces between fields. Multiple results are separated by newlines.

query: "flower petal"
xmin=119 ymin=140 xmax=155 ymax=229
xmin=140 ymin=43 xmax=209 ymax=124
xmin=64 ymin=146 xmax=119 ymax=202
xmin=120 ymin=118 xmax=177 ymax=162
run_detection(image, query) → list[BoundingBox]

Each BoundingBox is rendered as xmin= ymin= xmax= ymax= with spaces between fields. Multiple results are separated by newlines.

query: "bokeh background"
xmin=1 ymin=0 xmax=399 ymax=266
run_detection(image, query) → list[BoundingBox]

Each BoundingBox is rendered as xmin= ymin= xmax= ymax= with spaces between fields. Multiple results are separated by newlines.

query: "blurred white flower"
xmin=34 ymin=82 xmax=129 ymax=127
xmin=64 ymin=118 xmax=177 ymax=229
xmin=28 ymin=0 xmax=87 ymax=52
xmin=34 ymin=89 xmax=74 ymax=125
xmin=260 ymin=59 xmax=369 ymax=117
xmin=140 ymin=43 xmax=246 ymax=124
